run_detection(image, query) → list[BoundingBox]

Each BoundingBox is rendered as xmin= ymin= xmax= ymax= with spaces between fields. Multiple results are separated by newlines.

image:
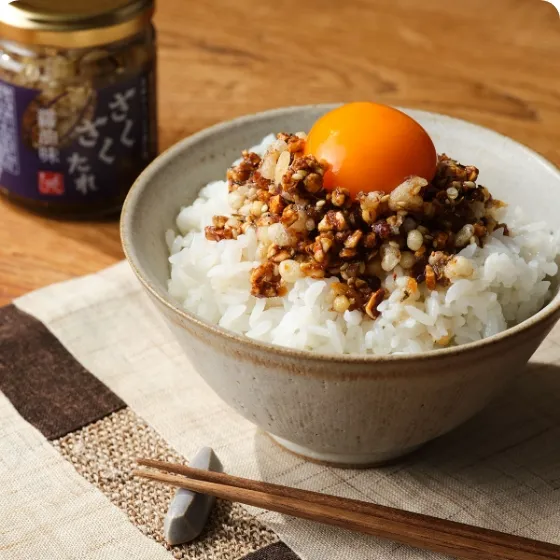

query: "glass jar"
xmin=0 ymin=0 xmax=158 ymax=218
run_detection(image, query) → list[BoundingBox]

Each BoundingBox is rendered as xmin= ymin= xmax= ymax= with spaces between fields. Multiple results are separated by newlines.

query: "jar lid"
xmin=0 ymin=0 xmax=155 ymax=48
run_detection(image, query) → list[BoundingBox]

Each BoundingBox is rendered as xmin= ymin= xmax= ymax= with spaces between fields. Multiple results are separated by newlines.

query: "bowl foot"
xmin=267 ymin=433 xmax=423 ymax=468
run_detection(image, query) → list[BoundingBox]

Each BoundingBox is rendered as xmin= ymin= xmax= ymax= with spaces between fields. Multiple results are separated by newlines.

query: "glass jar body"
xmin=0 ymin=25 xmax=158 ymax=218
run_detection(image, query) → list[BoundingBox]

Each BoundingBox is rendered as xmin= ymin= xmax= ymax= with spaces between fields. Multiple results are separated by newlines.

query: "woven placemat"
xmin=1 ymin=261 xmax=560 ymax=560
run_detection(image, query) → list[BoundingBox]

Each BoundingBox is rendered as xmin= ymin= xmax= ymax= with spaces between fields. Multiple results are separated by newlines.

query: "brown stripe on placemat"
xmin=241 ymin=543 xmax=301 ymax=560
xmin=53 ymin=407 xmax=284 ymax=560
xmin=0 ymin=304 xmax=125 ymax=440
xmin=2 ymin=303 xmax=301 ymax=559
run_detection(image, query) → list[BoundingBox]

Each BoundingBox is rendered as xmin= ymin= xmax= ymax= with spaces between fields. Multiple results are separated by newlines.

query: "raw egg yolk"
xmin=305 ymin=102 xmax=437 ymax=196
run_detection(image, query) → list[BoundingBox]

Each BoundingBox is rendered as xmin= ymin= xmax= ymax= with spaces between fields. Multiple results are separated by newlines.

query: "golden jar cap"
xmin=0 ymin=0 xmax=155 ymax=49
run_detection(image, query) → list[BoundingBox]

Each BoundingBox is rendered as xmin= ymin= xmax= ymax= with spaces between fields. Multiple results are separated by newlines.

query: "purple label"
xmin=0 ymin=67 xmax=157 ymax=202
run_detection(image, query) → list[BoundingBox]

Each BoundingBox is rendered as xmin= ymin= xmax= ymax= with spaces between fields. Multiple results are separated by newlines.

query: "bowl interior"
xmin=122 ymin=104 xmax=560 ymax=335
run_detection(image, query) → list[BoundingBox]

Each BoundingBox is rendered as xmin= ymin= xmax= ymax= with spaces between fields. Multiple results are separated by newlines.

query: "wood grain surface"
xmin=1 ymin=0 xmax=559 ymax=305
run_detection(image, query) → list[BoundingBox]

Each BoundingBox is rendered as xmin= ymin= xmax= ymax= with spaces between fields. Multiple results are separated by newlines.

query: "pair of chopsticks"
xmin=135 ymin=459 xmax=560 ymax=560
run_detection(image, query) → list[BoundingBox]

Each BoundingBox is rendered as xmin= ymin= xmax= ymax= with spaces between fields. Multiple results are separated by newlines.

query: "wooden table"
xmin=1 ymin=0 xmax=558 ymax=305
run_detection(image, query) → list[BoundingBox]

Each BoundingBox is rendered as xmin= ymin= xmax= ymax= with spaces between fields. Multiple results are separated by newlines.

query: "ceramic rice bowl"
xmin=121 ymin=105 xmax=560 ymax=467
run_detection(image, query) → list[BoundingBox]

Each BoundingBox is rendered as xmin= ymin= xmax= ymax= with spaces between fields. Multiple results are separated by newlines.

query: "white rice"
xmin=166 ymin=135 xmax=560 ymax=355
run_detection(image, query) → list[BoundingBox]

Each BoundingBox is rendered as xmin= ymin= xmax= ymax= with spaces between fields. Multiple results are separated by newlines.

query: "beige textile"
xmin=15 ymin=261 xmax=560 ymax=560
xmin=52 ymin=408 xmax=278 ymax=560
xmin=0 ymin=392 xmax=171 ymax=560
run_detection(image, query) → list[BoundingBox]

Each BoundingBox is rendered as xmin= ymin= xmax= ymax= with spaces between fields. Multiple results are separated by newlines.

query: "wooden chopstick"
xmin=134 ymin=459 xmax=560 ymax=560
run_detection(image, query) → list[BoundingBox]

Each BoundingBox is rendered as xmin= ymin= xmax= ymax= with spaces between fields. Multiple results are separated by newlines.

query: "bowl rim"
xmin=121 ymin=103 xmax=560 ymax=364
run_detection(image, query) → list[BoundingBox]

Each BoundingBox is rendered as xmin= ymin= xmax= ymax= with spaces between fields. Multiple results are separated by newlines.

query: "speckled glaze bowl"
xmin=121 ymin=105 xmax=560 ymax=467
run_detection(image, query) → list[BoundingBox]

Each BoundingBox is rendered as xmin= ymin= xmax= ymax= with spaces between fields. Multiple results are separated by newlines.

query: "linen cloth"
xmin=2 ymin=261 xmax=560 ymax=559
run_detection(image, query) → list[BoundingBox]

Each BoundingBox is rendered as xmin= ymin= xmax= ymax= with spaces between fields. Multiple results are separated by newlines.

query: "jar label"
xmin=0 ymin=67 xmax=157 ymax=203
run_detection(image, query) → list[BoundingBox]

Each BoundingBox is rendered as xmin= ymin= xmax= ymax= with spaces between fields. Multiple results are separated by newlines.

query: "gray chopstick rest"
xmin=163 ymin=447 xmax=223 ymax=545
